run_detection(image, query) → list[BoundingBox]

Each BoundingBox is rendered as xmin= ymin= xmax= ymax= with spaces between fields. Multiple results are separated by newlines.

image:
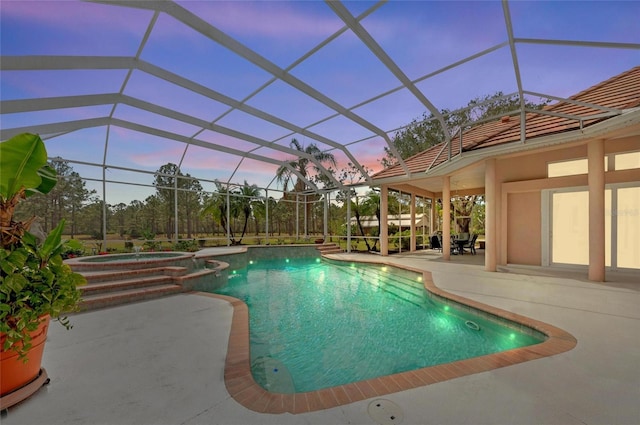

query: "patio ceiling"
xmin=1 ymin=0 xmax=638 ymax=202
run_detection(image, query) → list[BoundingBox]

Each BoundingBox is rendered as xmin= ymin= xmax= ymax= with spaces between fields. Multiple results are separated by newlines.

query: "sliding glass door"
xmin=547 ymin=183 xmax=639 ymax=270
xmin=616 ymin=186 xmax=640 ymax=269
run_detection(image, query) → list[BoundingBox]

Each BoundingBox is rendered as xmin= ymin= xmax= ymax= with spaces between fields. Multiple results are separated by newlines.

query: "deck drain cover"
xmin=367 ymin=399 xmax=403 ymax=425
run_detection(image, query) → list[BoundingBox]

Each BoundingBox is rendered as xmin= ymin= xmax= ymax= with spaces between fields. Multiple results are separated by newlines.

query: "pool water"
xmin=215 ymin=257 xmax=543 ymax=393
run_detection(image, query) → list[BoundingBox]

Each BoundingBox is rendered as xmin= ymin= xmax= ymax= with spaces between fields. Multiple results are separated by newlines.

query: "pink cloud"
xmin=3 ymin=1 xmax=148 ymax=35
xmin=127 ymin=146 xmax=186 ymax=169
xmin=179 ymin=1 xmax=341 ymax=40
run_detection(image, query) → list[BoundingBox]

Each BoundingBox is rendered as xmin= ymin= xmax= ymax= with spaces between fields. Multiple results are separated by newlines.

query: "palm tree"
xmin=234 ymin=181 xmax=260 ymax=244
xmin=201 ymin=181 xmax=235 ymax=243
xmin=252 ymin=196 xmax=276 ymax=237
xmin=361 ymin=190 xmax=381 ymax=250
xmin=275 ymin=138 xmax=336 ymax=193
xmin=276 ymin=139 xmax=336 ymax=237
xmin=201 ymin=181 xmax=261 ymax=245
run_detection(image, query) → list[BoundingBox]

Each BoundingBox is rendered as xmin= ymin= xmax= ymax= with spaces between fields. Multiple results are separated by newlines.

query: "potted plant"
xmin=0 ymin=133 xmax=85 ymax=406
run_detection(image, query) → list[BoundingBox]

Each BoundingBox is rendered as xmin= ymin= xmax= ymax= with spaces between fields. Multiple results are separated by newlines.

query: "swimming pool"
xmin=215 ymin=257 xmax=544 ymax=393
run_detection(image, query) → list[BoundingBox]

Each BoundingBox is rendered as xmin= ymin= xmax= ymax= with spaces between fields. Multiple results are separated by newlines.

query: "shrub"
xmin=173 ymin=239 xmax=199 ymax=252
xmin=61 ymin=239 xmax=85 ymax=259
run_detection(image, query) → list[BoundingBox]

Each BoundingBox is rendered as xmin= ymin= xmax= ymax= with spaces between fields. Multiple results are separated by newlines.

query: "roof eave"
xmin=370 ymin=108 xmax=640 ymax=187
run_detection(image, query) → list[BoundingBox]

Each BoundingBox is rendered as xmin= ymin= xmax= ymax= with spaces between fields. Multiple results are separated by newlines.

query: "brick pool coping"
xmin=196 ymin=259 xmax=577 ymax=414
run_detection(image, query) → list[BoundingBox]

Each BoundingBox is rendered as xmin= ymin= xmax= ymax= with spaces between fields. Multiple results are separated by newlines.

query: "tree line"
xmin=13 ymin=92 xmax=543 ymax=248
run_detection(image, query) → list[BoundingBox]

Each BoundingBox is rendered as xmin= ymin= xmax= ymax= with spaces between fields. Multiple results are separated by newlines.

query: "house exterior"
xmin=371 ymin=66 xmax=640 ymax=281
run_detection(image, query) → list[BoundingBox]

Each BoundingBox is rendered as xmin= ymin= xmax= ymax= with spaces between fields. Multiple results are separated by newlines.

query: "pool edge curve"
xmin=195 ymin=258 xmax=577 ymax=415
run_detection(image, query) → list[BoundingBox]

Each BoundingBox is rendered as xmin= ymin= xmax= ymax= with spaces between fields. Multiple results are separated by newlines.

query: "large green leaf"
xmin=0 ymin=133 xmax=56 ymax=199
xmin=30 ymin=164 xmax=58 ymax=197
xmin=39 ymin=220 xmax=66 ymax=262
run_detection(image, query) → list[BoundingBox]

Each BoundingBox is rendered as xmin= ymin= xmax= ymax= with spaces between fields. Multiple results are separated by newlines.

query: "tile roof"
xmin=373 ymin=66 xmax=640 ymax=180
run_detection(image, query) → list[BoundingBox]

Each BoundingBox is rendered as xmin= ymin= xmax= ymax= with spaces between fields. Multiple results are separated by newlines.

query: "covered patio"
xmin=372 ymin=66 xmax=640 ymax=284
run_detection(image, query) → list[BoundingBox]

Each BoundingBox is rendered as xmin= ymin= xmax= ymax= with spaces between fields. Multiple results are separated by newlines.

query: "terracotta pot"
xmin=1 ymin=315 xmax=50 ymax=396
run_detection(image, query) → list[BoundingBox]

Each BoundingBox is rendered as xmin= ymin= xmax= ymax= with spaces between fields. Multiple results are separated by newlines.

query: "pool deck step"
xmin=80 ymin=275 xmax=175 ymax=296
xmin=79 ymin=266 xmax=189 ymax=284
xmin=316 ymin=243 xmax=343 ymax=255
xmin=75 ymin=266 xmax=221 ymax=311
xmin=79 ymin=284 xmax=183 ymax=311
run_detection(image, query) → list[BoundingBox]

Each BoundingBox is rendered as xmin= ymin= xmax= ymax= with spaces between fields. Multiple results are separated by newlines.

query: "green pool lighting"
xmin=232 ymin=270 xmax=237 ymax=274
xmin=285 ymin=259 xmax=290 ymax=263
xmin=510 ymin=333 xmax=516 ymax=339
xmin=444 ymin=305 xmax=450 ymax=311
xmin=315 ymin=258 xmax=321 ymax=263
xmin=249 ymin=260 xmax=254 ymax=265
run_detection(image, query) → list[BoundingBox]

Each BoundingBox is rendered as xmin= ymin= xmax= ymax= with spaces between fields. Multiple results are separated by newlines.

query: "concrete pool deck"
xmin=2 ymin=250 xmax=639 ymax=425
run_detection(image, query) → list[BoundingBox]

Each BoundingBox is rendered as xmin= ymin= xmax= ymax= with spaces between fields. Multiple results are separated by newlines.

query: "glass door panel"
xmin=617 ymin=186 xmax=640 ymax=269
xmin=551 ymin=191 xmax=589 ymax=265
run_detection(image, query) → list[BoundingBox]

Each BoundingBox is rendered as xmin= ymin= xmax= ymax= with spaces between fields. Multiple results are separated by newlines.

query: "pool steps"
xmin=315 ymin=243 xmax=343 ymax=255
xmin=80 ymin=283 xmax=184 ymax=310
xmin=71 ymin=264 xmax=223 ymax=311
xmin=333 ymin=264 xmax=426 ymax=306
xmin=71 ymin=244 xmax=341 ymax=311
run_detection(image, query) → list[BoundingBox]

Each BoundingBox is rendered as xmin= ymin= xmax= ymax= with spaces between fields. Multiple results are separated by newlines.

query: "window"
xmin=614 ymin=151 xmax=640 ymax=171
xmin=548 ymin=159 xmax=588 ymax=178
xmin=547 ymin=157 xmax=610 ymax=178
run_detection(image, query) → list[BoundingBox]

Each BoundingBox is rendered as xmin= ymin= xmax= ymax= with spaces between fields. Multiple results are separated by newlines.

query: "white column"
xmin=304 ymin=194 xmax=308 ymax=238
xmin=410 ymin=193 xmax=416 ymax=251
xmin=588 ymin=139 xmax=606 ymax=281
xmin=381 ymin=186 xmax=389 ymax=256
xmin=226 ymin=187 xmax=231 ymax=246
xmin=265 ymin=189 xmax=269 ymax=245
xmin=174 ymin=174 xmax=179 ymax=244
xmin=443 ymin=177 xmax=451 ymax=260
xmin=430 ymin=197 xmax=437 ymax=234
xmin=485 ymin=159 xmax=497 ymax=271
xmin=346 ymin=191 xmax=351 ymax=253
xmin=295 ymin=194 xmax=299 ymax=240
xmin=323 ymin=193 xmax=328 ymax=242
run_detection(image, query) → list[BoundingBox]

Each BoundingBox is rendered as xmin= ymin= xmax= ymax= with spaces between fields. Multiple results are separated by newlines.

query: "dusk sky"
xmin=1 ymin=0 xmax=639 ymax=204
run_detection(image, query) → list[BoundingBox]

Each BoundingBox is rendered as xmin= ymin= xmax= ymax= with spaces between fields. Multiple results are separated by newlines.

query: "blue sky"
xmin=1 ymin=0 xmax=639 ymax=204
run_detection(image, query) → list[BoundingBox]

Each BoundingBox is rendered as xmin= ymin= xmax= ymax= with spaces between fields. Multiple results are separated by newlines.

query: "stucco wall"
xmin=497 ymin=144 xmax=587 ymax=182
xmin=507 ymin=192 xmax=541 ymax=265
xmin=497 ymin=137 xmax=639 ymax=267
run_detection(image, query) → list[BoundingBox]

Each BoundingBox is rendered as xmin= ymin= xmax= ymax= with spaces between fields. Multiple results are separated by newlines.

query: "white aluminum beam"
xmin=93 ymin=0 xmax=411 ymax=176
xmin=1 ymin=93 xmax=343 ymax=189
xmin=501 ymin=0 xmax=527 ymax=143
xmin=326 ymin=1 xmax=451 ymax=143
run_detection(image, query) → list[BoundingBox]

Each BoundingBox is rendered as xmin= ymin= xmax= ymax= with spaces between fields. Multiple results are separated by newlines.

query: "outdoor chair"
xmin=430 ymin=235 xmax=442 ymax=252
xmin=464 ymin=234 xmax=478 ymax=255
